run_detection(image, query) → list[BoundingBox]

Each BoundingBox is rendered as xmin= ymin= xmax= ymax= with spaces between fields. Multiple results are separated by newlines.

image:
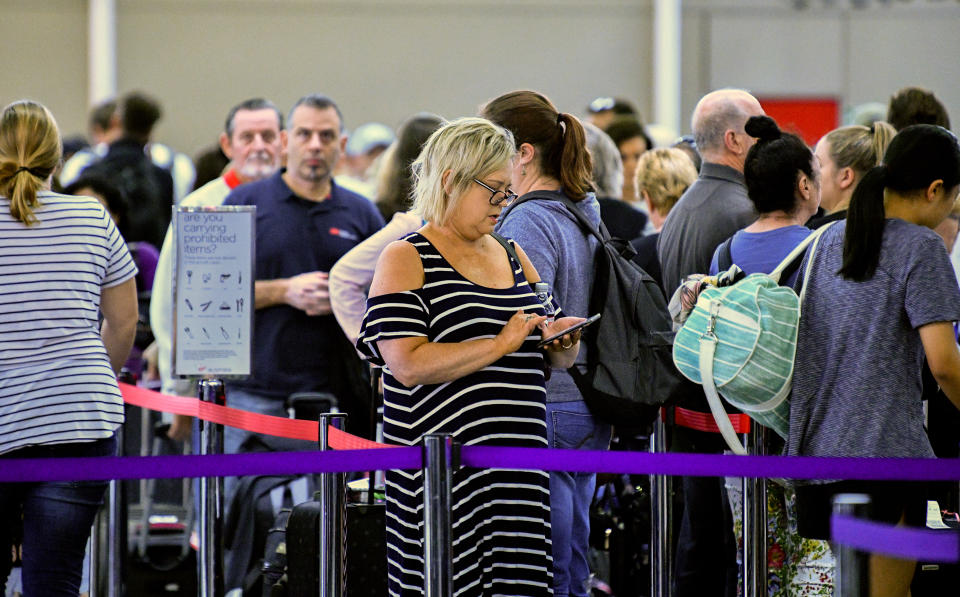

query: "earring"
xmin=521 ymin=166 xmax=526 ymax=176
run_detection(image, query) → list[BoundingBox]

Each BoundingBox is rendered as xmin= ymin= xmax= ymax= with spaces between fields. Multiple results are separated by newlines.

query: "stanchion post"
xmin=91 ymin=372 xmax=133 ymax=597
xmin=742 ymin=424 xmax=767 ymax=597
xmin=833 ymin=494 xmax=871 ymax=597
xmin=422 ymin=433 xmax=453 ymax=597
xmin=318 ymin=413 xmax=347 ymax=597
xmin=105 ymin=417 xmax=125 ymax=597
xmin=198 ymin=379 xmax=225 ymax=597
xmin=650 ymin=413 xmax=673 ymax=597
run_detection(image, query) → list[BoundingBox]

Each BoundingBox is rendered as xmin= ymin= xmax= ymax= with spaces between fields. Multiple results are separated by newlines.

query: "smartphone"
xmin=536 ymin=313 xmax=601 ymax=348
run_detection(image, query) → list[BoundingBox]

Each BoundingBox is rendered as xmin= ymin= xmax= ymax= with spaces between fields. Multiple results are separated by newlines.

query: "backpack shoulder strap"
xmin=499 ymin=191 xmax=611 ymax=245
xmin=496 ymin=193 xmax=541 ymax=225
xmin=717 ymin=236 xmax=735 ymax=272
xmin=490 ymin=231 xmax=521 ymax=268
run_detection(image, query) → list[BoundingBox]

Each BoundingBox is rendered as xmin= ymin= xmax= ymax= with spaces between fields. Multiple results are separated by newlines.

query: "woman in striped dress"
xmin=0 ymin=101 xmax=138 ymax=595
xmin=357 ymin=117 xmax=584 ymax=596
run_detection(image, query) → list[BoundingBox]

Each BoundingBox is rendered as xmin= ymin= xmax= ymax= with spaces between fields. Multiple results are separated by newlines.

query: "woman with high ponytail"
xmin=0 ymin=101 xmax=138 ymax=595
xmin=808 ymin=121 xmax=896 ymax=229
xmin=789 ymin=124 xmax=960 ymax=596
xmin=481 ymin=90 xmax=606 ymax=597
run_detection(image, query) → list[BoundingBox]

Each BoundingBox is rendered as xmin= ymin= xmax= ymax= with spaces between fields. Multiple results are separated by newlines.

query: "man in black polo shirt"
xmin=223 ymin=94 xmax=384 ymax=455
xmin=657 ymin=88 xmax=763 ymax=597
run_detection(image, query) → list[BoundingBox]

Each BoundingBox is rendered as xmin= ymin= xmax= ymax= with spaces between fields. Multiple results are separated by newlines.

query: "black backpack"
xmin=499 ymin=193 xmax=686 ymax=427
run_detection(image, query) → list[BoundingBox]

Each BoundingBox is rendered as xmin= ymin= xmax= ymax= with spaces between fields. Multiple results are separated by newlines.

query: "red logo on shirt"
xmin=329 ymin=227 xmax=358 ymax=241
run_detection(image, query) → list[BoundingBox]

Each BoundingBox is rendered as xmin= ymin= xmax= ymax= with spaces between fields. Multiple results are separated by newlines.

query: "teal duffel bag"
xmin=671 ymin=223 xmax=833 ymax=454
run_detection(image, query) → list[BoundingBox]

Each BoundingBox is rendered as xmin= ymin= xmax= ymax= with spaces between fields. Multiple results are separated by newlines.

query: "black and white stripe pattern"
xmin=358 ymin=233 xmax=556 ymax=596
xmin=0 ymin=192 xmax=136 ymax=455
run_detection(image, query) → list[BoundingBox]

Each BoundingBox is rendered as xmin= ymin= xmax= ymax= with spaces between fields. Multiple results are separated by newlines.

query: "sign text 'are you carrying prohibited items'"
xmin=173 ymin=206 xmax=255 ymax=378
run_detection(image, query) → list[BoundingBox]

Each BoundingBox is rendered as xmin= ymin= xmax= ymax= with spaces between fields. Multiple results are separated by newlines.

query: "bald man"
xmin=658 ymin=88 xmax=763 ymax=295
xmin=657 ymin=89 xmax=764 ymax=597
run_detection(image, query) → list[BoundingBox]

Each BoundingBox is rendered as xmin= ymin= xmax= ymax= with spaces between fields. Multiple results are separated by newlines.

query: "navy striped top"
xmin=0 ymin=191 xmax=137 ymax=455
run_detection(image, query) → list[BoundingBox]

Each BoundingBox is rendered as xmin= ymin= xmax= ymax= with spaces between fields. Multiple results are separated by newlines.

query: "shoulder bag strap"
xmin=798 ymin=221 xmax=833 ymax=307
xmin=768 ymin=221 xmax=836 ymax=284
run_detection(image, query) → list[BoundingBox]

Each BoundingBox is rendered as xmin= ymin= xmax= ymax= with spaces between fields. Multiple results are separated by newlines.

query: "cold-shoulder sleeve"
xmin=356 ymin=290 xmax=430 ymax=365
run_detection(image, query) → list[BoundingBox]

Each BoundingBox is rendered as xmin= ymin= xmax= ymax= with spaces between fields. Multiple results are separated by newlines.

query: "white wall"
xmin=0 ymin=0 xmax=88 ymax=141
xmin=682 ymin=1 xmax=960 ymax=134
xmin=1 ymin=0 xmax=958 ymax=157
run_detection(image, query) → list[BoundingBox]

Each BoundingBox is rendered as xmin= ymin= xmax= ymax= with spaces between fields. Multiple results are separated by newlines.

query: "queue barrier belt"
xmin=6 ymin=384 xmax=959 ymax=566
xmin=4 ymin=446 xmax=960 ymax=565
xmin=6 ymin=444 xmax=960 ymax=484
xmin=118 ymin=382 xmax=394 ymax=451
xmin=831 ymin=513 xmax=960 ymax=563
xmin=668 ymin=406 xmax=752 ymax=434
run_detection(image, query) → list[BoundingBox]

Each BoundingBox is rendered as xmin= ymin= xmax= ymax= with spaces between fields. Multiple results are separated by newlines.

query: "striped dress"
xmin=358 ymin=232 xmax=556 ymax=597
xmin=0 ymin=192 xmax=136 ymax=455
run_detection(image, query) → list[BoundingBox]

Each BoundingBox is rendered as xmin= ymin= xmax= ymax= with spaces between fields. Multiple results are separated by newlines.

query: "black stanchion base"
xmin=126 ymin=550 xmax=197 ymax=595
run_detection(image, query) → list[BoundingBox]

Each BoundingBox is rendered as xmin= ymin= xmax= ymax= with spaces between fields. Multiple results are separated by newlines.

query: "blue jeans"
xmin=546 ymin=400 xmax=612 ymax=597
xmin=0 ymin=436 xmax=116 ymax=596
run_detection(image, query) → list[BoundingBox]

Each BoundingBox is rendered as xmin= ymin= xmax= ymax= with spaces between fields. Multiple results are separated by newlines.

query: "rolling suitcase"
xmin=286 ymin=496 xmax=387 ymax=597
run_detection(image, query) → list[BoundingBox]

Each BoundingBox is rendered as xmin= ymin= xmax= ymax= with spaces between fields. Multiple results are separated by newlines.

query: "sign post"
xmin=173 ymin=206 xmax=254 ymax=597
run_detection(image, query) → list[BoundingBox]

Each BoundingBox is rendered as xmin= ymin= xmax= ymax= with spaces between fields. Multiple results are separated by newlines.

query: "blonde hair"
xmin=0 ymin=100 xmax=62 ymax=225
xmin=823 ymin=121 xmax=895 ymax=176
xmin=635 ymin=148 xmax=697 ymax=216
xmin=411 ymin=117 xmax=515 ymax=226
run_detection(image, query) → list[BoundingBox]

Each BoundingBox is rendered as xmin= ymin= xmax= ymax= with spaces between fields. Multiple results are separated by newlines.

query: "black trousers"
xmin=672 ymin=426 xmax=738 ymax=597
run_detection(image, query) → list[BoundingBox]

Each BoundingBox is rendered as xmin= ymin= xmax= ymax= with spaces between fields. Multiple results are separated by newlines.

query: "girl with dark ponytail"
xmin=788 ymin=124 xmax=960 ymax=596
xmin=841 ymin=125 xmax=960 ymax=281
xmin=481 ymin=90 xmax=607 ymax=597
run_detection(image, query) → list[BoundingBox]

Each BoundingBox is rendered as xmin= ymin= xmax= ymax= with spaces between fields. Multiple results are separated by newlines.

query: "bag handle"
xmin=798 ymin=222 xmax=832 ymax=307
xmin=698 ymin=334 xmax=748 ymax=455
xmin=768 ymin=221 xmax=836 ymax=283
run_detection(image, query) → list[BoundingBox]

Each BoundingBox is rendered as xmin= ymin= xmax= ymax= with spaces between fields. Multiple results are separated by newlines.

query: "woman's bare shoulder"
xmin=368 ymin=239 xmax=425 ymax=297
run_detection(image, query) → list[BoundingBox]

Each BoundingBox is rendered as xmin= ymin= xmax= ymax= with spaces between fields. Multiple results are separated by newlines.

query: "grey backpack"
xmin=500 ymin=193 xmax=688 ymax=426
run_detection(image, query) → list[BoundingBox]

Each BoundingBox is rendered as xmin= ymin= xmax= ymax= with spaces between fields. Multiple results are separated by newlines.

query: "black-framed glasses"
xmin=473 ymin=179 xmax=518 ymax=207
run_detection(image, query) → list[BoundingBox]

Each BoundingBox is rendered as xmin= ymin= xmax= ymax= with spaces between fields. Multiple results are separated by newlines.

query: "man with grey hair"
xmin=583 ymin=121 xmax=623 ymax=197
xmin=657 ymin=88 xmax=763 ymax=597
xmin=150 ymin=98 xmax=285 ymax=440
xmin=584 ymin=121 xmax=650 ymax=241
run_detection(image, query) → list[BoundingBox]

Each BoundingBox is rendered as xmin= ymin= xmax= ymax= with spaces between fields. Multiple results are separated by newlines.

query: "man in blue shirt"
xmin=223 ymin=94 xmax=384 ymax=453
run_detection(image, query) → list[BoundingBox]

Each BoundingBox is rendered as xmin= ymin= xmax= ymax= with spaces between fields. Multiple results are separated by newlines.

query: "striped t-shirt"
xmin=0 ymin=191 xmax=137 ymax=455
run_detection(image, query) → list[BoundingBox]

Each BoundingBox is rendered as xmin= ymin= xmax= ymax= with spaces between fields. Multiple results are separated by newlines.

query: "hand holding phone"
xmin=536 ymin=313 xmax=601 ymax=348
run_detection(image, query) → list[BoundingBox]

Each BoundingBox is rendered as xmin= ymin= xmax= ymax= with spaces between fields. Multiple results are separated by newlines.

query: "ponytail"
xmin=4 ymin=168 xmax=45 ymax=225
xmin=839 ymin=165 xmax=887 ymax=281
xmin=481 ymin=90 xmax=593 ymax=201
xmin=839 ymin=123 xmax=960 ymax=281
xmin=556 ymin=112 xmax=593 ymax=200
xmin=869 ymin=122 xmax=895 ymax=168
